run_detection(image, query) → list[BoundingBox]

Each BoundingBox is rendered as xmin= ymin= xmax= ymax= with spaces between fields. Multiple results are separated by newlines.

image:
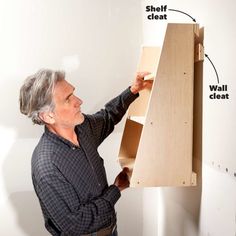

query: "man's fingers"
xmin=143 ymin=80 xmax=153 ymax=86
xmin=144 ymin=73 xmax=155 ymax=81
xmin=136 ymin=71 xmax=151 ymax=79
xmin=122 ymin=167 xmax=130 ymax=173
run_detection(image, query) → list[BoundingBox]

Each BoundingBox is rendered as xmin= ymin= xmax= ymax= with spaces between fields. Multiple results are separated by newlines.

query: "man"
xmin=19 ymin=69 xmax=151 ymax=236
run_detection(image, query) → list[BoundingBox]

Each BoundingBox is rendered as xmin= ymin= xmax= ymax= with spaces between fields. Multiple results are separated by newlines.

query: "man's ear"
xmin=39 ymin=112 xmax=55 ymax=124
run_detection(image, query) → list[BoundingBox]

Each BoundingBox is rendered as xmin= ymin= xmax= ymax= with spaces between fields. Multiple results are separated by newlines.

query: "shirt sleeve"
xmin=35 ymin=174 xmax=121 ymax=235
xmin=86 ymin=87 xmax=139 ymax=147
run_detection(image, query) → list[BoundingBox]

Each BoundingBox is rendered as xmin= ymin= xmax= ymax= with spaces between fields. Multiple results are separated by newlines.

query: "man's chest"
xmin=53 ymin=146 xmax=107 ymax=201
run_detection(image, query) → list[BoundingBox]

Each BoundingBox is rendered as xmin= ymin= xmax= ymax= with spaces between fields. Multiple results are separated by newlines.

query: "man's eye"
xmin=66 ymin=94 xmax=73 ymax=103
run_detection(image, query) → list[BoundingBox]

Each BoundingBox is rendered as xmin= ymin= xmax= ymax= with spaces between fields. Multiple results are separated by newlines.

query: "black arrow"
xmin=205 ymin=54 xmax=220 ymax=84
xmin=168 ymin=9 xmax=196 ymax=22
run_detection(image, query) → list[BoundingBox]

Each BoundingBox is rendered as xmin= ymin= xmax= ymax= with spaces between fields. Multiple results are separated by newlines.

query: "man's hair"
xmin=19 ymin=69 xmax=65 ymax=125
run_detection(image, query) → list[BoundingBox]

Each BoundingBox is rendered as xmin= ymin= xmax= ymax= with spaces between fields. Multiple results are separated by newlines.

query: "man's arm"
xmin=35 ymin=170 xmax=128 ymax=235
xmin=130 ymin=71 xmax=153 ymax=94
xmin=86 ymin=72 xmax=152 ymax=147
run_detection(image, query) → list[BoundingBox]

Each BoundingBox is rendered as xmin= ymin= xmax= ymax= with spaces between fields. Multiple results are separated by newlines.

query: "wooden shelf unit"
xmin=118 ymin=23 xmax=204 ymax=187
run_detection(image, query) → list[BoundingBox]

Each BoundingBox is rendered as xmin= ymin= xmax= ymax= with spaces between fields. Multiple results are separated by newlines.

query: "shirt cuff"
xmin=123 ymin=86 xmax=139 ymax=103
xmin=102 ymin=185 xmax=121 ymax=206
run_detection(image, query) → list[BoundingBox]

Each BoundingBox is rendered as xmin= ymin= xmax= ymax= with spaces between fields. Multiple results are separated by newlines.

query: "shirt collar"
xmin=44 ymin=126 xmax=81 ymax=149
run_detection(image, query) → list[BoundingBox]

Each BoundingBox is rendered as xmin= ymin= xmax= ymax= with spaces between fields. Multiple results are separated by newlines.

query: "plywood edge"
xmin=195 ymin=25 xmax=204 ymax=45
xmin=128 ymin=116 xmax=146 ymax=125
xmin=194 ymin=24 xmax=200 ymax=37
xmin=144 ymin=73 xmax=155 ymax=81
xmin=130 ymin=172 xmax=196 ymax=187
xmin=192 ymin=26 xmax=204 ymax=188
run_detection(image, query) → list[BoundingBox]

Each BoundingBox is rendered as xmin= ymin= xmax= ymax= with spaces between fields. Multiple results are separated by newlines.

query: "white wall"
xmin=141 ymin=0 xmax=236 ymax=236
xmin=0 ymin=1 xmax=143 ymax=235
xmin=1 ymin=1 xmax=236 ymax=236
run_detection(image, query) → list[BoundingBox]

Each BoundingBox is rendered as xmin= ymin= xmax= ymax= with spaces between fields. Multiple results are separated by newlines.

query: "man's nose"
xmin=75 ymin=96 xmax=83 ymax=106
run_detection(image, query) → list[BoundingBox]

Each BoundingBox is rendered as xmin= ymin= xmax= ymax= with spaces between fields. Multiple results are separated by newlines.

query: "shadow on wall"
xmin=158 ymin=59 xmax=204 ymax=236
xmin=0 ymin=67 xmax=50 ymax=236
xmin=1 ymin=139 xmax=48 ymax=236
xmin=160 ymin=183 xmax=202 ymax=236
xmin=8 ymin=191 xmax=47 ymax=236
xmin=0 ymin=78 xmax=43 ymax=139
xmin=0 ymin=76 xmax=47 ymax=235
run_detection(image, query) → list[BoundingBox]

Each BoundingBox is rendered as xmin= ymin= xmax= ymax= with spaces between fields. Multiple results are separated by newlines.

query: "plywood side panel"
xmin=131 ymin=24 xmax=195 ymax=187
xmin=136 ymin=47 xmax=161 ymax=73
xmin=118 ymin=119 xmax=143 ymax=159
xmin=193 ymin=27 xmax=204 ymax=179
xmin=128 ymin=47 xmax=161 ymax=117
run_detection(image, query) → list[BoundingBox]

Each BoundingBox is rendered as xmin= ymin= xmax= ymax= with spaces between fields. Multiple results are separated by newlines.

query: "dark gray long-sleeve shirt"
xmin=31 ymin=87 xmax=138 ymax=236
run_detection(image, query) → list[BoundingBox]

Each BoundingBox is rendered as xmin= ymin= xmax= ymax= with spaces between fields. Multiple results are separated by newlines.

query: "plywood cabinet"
xmin=118 ymin=23 xmax=204 ymax=187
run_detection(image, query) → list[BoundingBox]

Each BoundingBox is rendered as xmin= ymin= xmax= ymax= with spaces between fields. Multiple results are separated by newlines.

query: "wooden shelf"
xmin=118 ymin=23 xmax=203 ymax=187
xmin=128 ymin=116 xmax=146 ymax=125
xmin=118 ymin=157 xmax=134 ymax=180
xmin=144 ymin=73 xmax=155 ymax=81
xmin=119 ymin=157 xmax=135 ymax=169
xmin=127 ymin=47 xmax=161 ymax=117
xmin=118 ymin=119 xmax=143 ymax=159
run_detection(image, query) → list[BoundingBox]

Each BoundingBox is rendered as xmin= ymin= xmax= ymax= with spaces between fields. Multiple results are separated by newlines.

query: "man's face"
xmin=52 ymin=80 xmax=84 ymax=128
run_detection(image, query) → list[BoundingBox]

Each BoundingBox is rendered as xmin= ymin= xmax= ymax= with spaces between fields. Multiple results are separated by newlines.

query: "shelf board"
xmin=128 ymin=116 xmax=145 ymax=125
xmin=118 ymin=157 xmax=135 ymax=169
xmin=118 ymin=157 xmax=134 ymax=180
xmin=144 ymin=73 xmax=155 ymax=81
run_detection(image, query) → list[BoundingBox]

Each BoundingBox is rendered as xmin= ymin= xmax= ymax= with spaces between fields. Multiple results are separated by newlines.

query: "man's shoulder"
xmin=31 ymin=134 xmax=57 ymax=180
xmin=76 ymin=114 xmax=95 ymax=133
xmin=32 ymin=133 xmax=56 ymax=159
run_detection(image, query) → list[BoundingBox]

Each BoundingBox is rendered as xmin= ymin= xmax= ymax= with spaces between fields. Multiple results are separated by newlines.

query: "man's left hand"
xmin=130 ymin=71 xmax=154 ymax=94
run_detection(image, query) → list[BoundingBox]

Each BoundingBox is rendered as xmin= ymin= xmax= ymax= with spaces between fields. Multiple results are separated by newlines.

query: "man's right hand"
xmin=114 ymin=168 xmax=130 ymax=191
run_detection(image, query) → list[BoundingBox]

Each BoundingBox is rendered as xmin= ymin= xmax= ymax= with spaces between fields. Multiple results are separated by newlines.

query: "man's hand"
xmin=114 ymin=167 xmax=130 ymax=191
xmin=130 ymin=71 xmax=154 ymax=94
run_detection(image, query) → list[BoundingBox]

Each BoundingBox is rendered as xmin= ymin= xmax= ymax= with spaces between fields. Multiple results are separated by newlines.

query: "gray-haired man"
xmin=19 ymin=69 xmax=151 ymax=236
